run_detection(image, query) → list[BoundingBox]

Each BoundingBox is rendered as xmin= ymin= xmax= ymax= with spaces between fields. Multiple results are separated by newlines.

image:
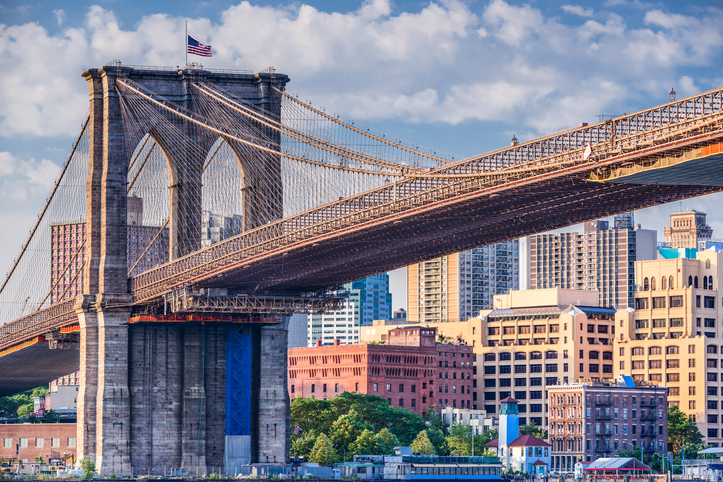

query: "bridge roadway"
xmin=1 ymin=135 xmax=722 ymax=396
xmin=1 ymin=72 xmax=723 ymax=396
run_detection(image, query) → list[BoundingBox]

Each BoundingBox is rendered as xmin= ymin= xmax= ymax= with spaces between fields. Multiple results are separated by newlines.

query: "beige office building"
xmin=663 ymin=210 xmax=713 ymax=249
xmin=407 ymin=242 xmax=519 ymax=324
xmin=363 ymin=288 xmax=616 ymax=429
xmin=615 ymin=247 xmax=723 ymax=445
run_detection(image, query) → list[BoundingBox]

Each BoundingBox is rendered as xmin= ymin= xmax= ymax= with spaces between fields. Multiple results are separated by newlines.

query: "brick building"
xmin=0 ymin=423 xmax=77 ymax=462
xmin=547 ymin=379 xmax=668 ymax=472
xmin=288 ymin=327 xmax=473 ymax=414
xmin=361 ymin=288 xmax=617 ymax=427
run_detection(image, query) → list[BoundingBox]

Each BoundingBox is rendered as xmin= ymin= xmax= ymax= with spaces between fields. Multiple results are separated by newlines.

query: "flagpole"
xmin=185 ymin=21 xmax=188 ymax=68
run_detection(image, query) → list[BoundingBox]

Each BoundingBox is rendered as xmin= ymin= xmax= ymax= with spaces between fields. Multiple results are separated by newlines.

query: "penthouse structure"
xmin=615 ymin=246 xmax=723 ymax=445
xmin=547 ymin=378 xmax=668 ymax=472
xmin=664 ymin=210 xmax=713 ymax=249
xmin=288 ymin=327 xmax=473 ymax=414
xmin=407 ymin=242 xmax=519 ymax=324
xmin=527 ymin=213 xmax=657 ymax=309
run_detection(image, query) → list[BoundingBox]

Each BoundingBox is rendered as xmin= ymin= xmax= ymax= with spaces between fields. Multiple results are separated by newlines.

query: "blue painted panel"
xmin=226 ymin=326 xmax=251 ymax=436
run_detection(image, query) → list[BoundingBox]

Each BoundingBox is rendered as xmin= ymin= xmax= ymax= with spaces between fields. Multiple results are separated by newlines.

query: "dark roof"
xmin=533 ymin=460 xmax=548 ymax=466
xmin=486 ymin=439 xmax=499 ymax=447
xmin=487 ymin=307 xmax=563 ymax=317
xmin=500 ymin=397 xmax=518 ymax=403
xmin=575 ymin=306 xmax=617 ymax=316
xmin=508 ymin=435 xmax=552 ymax=448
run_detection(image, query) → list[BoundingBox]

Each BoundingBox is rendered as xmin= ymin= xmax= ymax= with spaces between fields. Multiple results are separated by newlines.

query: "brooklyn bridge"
xmin=1 ymin=63 xmax=722 ymax=475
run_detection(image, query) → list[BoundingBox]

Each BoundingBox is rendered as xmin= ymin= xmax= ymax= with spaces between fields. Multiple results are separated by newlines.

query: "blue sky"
xmin=1 ymin=0 xmax=723 ymax=310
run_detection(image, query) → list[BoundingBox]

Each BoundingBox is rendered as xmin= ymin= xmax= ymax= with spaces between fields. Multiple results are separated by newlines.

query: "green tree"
xmin=310 ymin=433 xmax=340 ymax=465
xmin=479 ymin=429 xmax=498 ymax=448
xmin=349 ymin=429 xmax=378 ymax=456
xmin=80 ymin=456 xmax=96 ymax=480
xmin=291 ymin=397 xmax=339 ymax=435
xmin=291 ymin=431 xmax=318 ymax=459
xmin=520 ymin=421 xmax=547 ymax=440
xmin=668 ymin=405 xmax=703 ymax=456
xmin=423 ymin=406 xmax=447 ymax=435
xmin=426 ymin=427 xmax=449 ymax=455
xmin=411 ymin=430 xmax=436 ymax=455
xmin=330 ymin=410 xmax=373 ymax=456
xmin=44 ymin=409 xmax=60 ymax=423
xmin=373 ymin=428 xmax=400 ymax=455
xmin=446 ymin=423 xmax=472 ymax=455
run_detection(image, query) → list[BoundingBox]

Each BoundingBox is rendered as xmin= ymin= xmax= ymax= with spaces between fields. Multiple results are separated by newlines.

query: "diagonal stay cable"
xmin=0 ymin=115 xmax=90 ymax=297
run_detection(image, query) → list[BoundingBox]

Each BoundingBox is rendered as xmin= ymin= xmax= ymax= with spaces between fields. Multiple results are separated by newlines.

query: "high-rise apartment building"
xmin=50 ymin=197 xmax=169 ymax=302
xmin=548 ymin=379 xmax=668 ymax=471
xmin=663 ymin=210 xmax=713 ymax=249
xmin=615 ymin=246 xmax=723 ymax=446
xmin=407 ymin=241 xmax=519 ymax=323
xmin=307 ymin=274 xmax=391 ymax=346
xmin=527 ymin=213 xmax=657 ymax=309
xmin=201 ymin=210 xmax=243 ymax=248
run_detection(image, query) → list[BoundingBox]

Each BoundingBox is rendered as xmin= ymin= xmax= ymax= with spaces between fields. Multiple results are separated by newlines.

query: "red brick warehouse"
xmin=288 ymin=327 xmax=473 ymax=414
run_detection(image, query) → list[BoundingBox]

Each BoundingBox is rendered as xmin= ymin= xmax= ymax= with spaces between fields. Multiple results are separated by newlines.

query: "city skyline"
xmin=2 ymin=0 xmax=723 ymax=311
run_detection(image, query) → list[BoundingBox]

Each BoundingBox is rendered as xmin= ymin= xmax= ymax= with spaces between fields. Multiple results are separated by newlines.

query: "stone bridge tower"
xmin=76 ymin=65 xmax=290 ymax=476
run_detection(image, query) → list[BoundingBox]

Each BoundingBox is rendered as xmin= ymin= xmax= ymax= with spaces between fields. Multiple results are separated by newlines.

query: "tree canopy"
xmin=310 ymin=433 xmax=339 ymax=465
xmin=291 ymin=392 xmax=428 ymax=446
xmin=668 ymin=405 xmax=703 ymax=456
xmin=411 ymin=430 xmax=436 ymax=455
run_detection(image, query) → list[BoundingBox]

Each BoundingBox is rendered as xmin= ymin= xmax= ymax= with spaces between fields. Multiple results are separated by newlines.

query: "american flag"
xmin=188 ymin=36 xmax=213 ymax=57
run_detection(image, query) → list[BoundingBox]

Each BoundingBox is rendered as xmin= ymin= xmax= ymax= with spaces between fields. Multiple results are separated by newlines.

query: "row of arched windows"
xmin=642 ymin=276 xmax=675 ymax=291
xmin=642 ymin=275 xmax=714 ymax=291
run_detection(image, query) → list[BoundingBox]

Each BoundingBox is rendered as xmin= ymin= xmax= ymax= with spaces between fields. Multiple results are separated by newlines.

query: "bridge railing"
xmin=0 ymin=299 xmax=77 ymax=351
xmin=128 ymin=86 xmax=723 ymax=301
xmin=6 ymin=86 xmax=723 ymax=340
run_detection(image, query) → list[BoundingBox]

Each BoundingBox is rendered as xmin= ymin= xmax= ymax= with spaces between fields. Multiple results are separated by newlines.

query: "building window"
xmin=589 ymin=364 xmax=599 ymax=373
xmin=311 ymin=384 xmax=315 ymax=393
xmin=335 ymin=383 xmax=339 ymax=393
xmin=411 ymin=399 xmax=416 ymax=408
xmin=386 ymin=383 xmax=392 ymax=392
xmin=19 ymin=439 xmax=28 ymax=448
xmin=705 ymin=297 xmax=715 ymax=309
xmin=399 ymin=399 xmax=404 ymax=408
xmin=411 ymin=384 xmax=416 ymax=393
xmin=652 ymin=297 xmax=666 ymax=309
xmin=670 ymin=296 xmax=683 ymax=308
xmin=323 ymin=383 xmax=327 ymax=393
xmin=374 ymin=383 xmax=378 ymax=392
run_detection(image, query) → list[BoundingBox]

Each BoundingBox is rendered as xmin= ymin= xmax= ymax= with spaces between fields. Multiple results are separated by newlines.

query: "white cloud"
xmin=53 ymin=9 xmax=65 ymax=26
xmin=0 ymin=0 xmax=722 ymax=140
xmin=562 ymin=5 xmax=594 ymax=17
